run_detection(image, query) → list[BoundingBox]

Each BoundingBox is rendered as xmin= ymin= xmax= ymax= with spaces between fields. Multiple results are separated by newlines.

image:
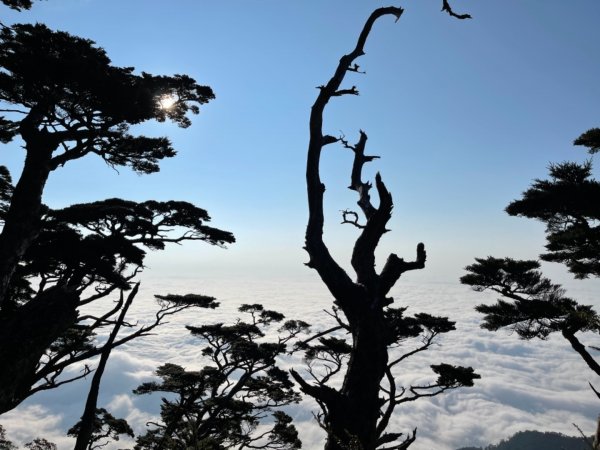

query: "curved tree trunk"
xmin=74 ymin=285 xmax=138 ymax=450
xmin=0 ymin=107 xmax=56 ymax=309
xmin=0 ymin=107 xmax=66 ymax=413
xmin=0 ymin=285 xmax=79 ymax=413
xmin=297 ymin=7 xmax=426 ymax=450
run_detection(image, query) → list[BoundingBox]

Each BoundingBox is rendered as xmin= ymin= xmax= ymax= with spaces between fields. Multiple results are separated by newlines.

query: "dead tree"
xmin=291 ymin=5 xmax=478 ymax=450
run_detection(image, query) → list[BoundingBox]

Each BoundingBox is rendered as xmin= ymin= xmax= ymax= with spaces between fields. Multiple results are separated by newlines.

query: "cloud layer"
xmin=2 ymin=276 xmax=599 ymax=450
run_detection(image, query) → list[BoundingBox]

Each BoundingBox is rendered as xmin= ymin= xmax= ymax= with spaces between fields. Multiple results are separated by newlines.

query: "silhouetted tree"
xmin=292 ymin=5 xmax=479 ymax=450
xmin=462 ymin=256 xmax=600 ymax=377
xmin=506 ymin=136 xmax=600 ymax=279
xmin=0 ymin=22 xmax=233 ymax=413
xmin=0 ymin=425 xmax=59 ymax=450
xmin=1 ymin=0 xmax=34 ymax=11
xmin=68 ymin=408 xmax=134 ymax=450
xmin=461 ymin=127 xmax=600 ymax=447
xmin=134 ymin=302 xmax=309 ymax=450
xmin=0 ymin=424 xmax=17 ymax=450
xmin=461 ymin=128 xmax=600 ymax=382
xmin=24 ymin=438 xmax=58 ymax=450
xmin=0 ymin=22 xmax=215 ymax=307
xmin=72 ymin=284 xmax=138 ymax=450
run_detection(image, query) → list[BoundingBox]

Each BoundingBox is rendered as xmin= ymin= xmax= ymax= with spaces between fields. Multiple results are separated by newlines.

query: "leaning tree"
xmin=461 ymin=127 xmax=600 ymax=392
xmin=0 ymin=22 xmax=234 ymax=413
xmin=291 ymin=4 xmax=479 ymax=450
xmin=460 ymin=128 xmax=600 ymax=447
xmin=461 ymin=127 xmax=600 ymax=449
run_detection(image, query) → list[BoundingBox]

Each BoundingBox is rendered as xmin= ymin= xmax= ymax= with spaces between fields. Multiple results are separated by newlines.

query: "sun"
xmin=158 ymin=95 xmax=177 ymax=110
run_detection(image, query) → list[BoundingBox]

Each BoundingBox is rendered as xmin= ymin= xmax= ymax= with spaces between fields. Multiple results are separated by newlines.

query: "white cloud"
xmin=2 ymin=277 xmax=599 ymax=450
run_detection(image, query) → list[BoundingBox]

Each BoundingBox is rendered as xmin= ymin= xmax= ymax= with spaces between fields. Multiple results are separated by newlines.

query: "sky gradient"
xmin=2 ymin=2 xmax=600 ymax=448
xmin=3 ymin=0 xmax=600 ymax=286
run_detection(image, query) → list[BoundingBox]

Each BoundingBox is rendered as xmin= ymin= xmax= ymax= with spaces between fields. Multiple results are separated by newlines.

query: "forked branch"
xmin=305 ymin=7 xmax=404 ymax=302
xmin=380 ymin=244 xmax=427 ymax=295
xmin=340 ymin=130 xmax=380 ymax=219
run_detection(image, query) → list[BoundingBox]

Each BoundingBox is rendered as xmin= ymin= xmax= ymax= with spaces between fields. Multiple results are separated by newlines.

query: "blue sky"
xmin=3 ymin=0 xmax=600 ymax=284
xmin=2 ymin=4 xmax=600 ymax=448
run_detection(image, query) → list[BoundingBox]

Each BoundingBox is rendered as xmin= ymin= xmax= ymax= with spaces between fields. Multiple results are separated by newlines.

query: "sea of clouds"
xmin=2 ymin=275 xmax=599 ymax=450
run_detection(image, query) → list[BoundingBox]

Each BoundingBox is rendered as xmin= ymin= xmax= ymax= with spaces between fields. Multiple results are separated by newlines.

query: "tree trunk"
xmin=0 ymin=125 xmax=55 ymax=309
xmin=325 ymin=304 xmax=388 ymax=450
xmin=298 ymin=7 xmax=417 ymax=450
xmin=74 ymin=285 xmax=138 ymax=450
xmin=0 ymin=285 xmax=79 ymax=413
xmin=0 ymin=108 xmax=62 ymax=412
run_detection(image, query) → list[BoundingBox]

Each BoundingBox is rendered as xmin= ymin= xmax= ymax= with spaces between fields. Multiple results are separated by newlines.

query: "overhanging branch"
xmin=350 ymin=173 xmax=394 ymax=285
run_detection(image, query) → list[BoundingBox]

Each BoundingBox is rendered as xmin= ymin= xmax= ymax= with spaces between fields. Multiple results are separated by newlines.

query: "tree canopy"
xmin=68 ymin=408 xmax=134 ymax=450
xmin=0 ymin=23 xmax=213 ymax=174
xmin=505 ymin=160 xmax=600 ymax=279
xmin=0 ymin=0 xmax=34 ymax=11
xmin=0 ymin=18 xmax=233 ymax=416
xmin=134 ymin=302 xmax=308 ymax=450
xmin=462 ymin=127 xmax=600 ymax=402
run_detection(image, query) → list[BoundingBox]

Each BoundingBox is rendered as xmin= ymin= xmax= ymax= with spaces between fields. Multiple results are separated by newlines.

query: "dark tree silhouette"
xmin=461 ymin=127 xmax=600 ymax=444
xmin=24 ymin=438 xmax=58 ymax=450
xmin=0 ymin=22 xmax=233 ymax=413
xmin=506 ymin=160 xmax=600 ymax=279
xmin=1 ymin=0 xmax=34 ymax=11
xmin=461 ymin=127 xmax=600 ymax=379
xmin=0 ymin=194 xmax=233 ymax=413
xmin=72 ymin=285 xmax=138 ymax=450
xmin=0 ymin=424 xmax=17 ymax=450
xmin=292 ymin=5 xmax=479 ymax=450
xmin=68 ymin=408 xmax=134 ymax=450
xmin=134 ymin=302 xmax=309 ymax=450
xmin=0 ymin=22 xmax=215 ymax=308
xmin=0 ymin=425 xmax=58 ymax=450
xmin=462 ymin=257 xmax=600 ymax=377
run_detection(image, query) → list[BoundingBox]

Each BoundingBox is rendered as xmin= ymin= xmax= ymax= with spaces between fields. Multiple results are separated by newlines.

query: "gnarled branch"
xmin=341 ymin=130 xmax=380 ymax=219
xmin=441 ymin=0 xmax=472 ymax=19
xmin=305 ymin=7 xmax=404 ymax=304
xmin=341 ymin=210 xmax=365 ymax=229
xmin=380 ymin=244 xmax=427 ymax=295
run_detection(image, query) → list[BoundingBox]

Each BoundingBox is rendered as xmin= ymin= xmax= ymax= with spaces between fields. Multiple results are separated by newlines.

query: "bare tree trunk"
xmin=296 ymin=7 xmax=426 ymax=450
xmin=0 ymin=106 xmax=56 ymax=309
xmin=74 ymin=284 xmax=138 ymax=450
xmin=325 ymin=309 xmax=389 ymax=450
xmin=0 ymin=285 xmax=79 ymax=413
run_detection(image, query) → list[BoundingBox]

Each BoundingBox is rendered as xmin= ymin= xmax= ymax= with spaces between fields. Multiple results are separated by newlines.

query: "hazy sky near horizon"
xmin=3 ymin=0 xmax=600 ymax=285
